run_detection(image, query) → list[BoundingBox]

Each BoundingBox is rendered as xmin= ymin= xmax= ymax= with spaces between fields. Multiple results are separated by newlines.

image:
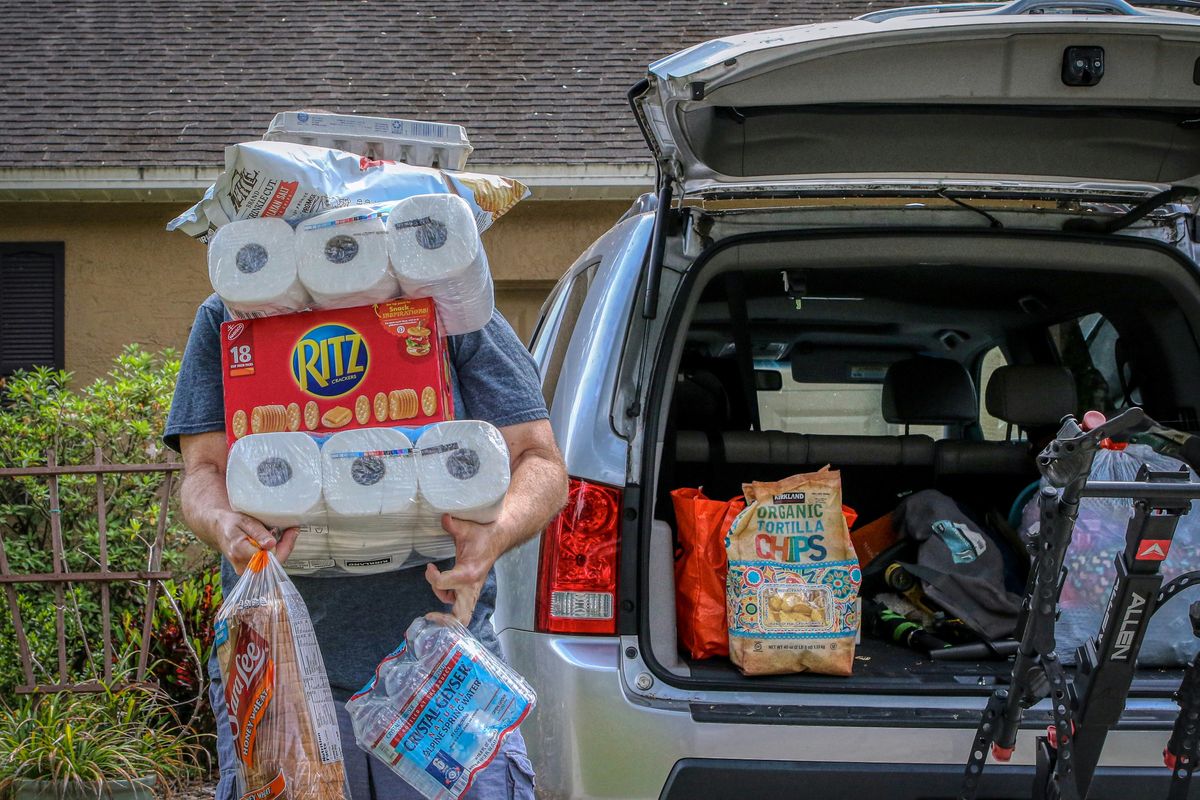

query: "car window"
xmin=1047 ymin=312 xmax=1137 ymax=415
xmin=977 ymin=346 xmax=1012 ymax=441
xmin=756 ymin=362 xmax=944 ymax=438
xmin=536 ymin=262 xmax=598 ymax=408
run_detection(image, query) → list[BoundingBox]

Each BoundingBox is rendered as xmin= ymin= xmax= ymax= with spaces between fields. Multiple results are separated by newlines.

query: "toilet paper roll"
xmin=386 ymin=194 xmax=495 ymax=335
xmin=296 ymin=206 xmax=400 ymax=308
xmin=325 ymin=515 xmax=415 ymax=560
xmin=207 ymin=218 xmax=311 ymax=316
xmin=283 ymin=524 xmax=335 ymax=576
xmin=321 ymin=428 xmax=419 ymax=516
xmin=416 ymin=421 xmax=511 ymax=524
xmin=411 ymin=510 xmax=457 ymax=561
xmin=227 ymin=432 xmax=325 ymax=529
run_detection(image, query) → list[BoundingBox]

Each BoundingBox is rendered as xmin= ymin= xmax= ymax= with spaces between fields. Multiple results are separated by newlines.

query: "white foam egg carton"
xmin=264 ymin=111 xmax=473 ymax=171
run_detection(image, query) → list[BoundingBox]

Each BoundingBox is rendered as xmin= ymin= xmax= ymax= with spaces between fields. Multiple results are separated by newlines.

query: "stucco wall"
xmin=0 ymin=199 xmax=628 ymax=384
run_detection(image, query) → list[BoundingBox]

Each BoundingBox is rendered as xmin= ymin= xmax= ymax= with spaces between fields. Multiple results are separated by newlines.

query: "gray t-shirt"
xmin=164 ymin=293 xmax=548 ymax=691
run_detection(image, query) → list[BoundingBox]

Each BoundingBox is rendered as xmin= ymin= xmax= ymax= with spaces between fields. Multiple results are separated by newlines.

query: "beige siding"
xmin=0 ymin=200 xmax=628 ymax=383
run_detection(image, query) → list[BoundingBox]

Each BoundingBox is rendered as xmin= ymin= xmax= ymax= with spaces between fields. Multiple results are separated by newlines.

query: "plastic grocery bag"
xmin=672 ymin=488 xmax=746 ymax=659
xmin=168 ymin=140 xmax=528 ymax=242
xmin=1019 ymin=443 xmax=1200 ymax=666
xmin=725 ymin=468 xmax=862 ymax=676
xmin=346 ymin=615 xmax=536 ymax=800
xmin=214 ymin=546 xmax=350 ymax=800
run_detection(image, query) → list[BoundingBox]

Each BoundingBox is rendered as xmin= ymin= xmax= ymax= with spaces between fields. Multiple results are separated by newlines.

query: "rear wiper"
xmin=1062 ymin=184 xmax=1195 ymax=234
xmin=937 ymin=190 xmax=1004 ymax=228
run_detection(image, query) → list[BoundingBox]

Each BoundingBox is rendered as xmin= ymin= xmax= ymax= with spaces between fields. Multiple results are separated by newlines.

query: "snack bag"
xmin=346 ymin=615 xmax=536 ymax=800
xmin=725 ymin=467 xmax=862 ymax=676
xmin=214 ymin=547 xmax=350 ymax=800
xmin=167 ymin=140 xmax=528 ymax=242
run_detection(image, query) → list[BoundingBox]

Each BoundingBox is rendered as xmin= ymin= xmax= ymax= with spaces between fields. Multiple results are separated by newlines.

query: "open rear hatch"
xmin=631 ymin=0 xmax=1200 ymax=203
xmin=626 ymin=0 xmax=1200 ymax=709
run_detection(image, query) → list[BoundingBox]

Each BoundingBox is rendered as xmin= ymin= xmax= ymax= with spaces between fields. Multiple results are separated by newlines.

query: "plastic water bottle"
xmin=345 ymin=615 xmax=536 ymax=800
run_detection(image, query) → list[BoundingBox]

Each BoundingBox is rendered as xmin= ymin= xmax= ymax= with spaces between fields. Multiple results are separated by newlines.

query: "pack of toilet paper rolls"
xmin=225 ymin=421 xmax=511 ymax=576
xmin=168 ymin=140 xmax=528 ymax=243
xmin=207 ymin=197 xmax=494 ymax=334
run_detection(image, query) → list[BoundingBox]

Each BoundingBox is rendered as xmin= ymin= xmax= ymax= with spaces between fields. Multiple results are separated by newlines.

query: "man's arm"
xmin=426 ymin=418 xmax=568 ymax=622
xmin=179 ymin=431 xmax=299 ymax=573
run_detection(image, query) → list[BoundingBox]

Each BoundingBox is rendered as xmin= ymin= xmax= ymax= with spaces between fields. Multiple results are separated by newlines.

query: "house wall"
xmin=0 ymin=199 xmax=629 ymax=383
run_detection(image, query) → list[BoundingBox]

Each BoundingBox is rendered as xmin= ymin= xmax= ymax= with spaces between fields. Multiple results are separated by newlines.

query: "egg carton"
xmin=264 ymin=111 xmax=473 ymax=171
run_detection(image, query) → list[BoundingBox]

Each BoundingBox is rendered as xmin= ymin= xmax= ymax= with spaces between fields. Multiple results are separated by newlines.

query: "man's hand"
xmin=179 ymin=431 xmax=299 ymax=574
xmin=425 ymin=419 xmax=567 ymax=623
xmin=425 ymin=513 xmax=509 ymax=624
xmin=211 ymin=510 xmax=300 ymax=574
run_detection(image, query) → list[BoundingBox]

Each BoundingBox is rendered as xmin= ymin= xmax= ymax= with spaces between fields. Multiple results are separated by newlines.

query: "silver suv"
xmin=492 ymin=1 xmax=1200 ymax=797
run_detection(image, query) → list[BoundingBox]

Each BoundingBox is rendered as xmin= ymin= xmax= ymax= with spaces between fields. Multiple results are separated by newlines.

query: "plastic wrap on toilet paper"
xmin=227 ymin=423 xmax=509 ymax=577
xmin=322 ymin=428 xmax=418 ymax=516
xmin=346 ymin=615 xmax=535 ymax=800
xmin=295 ymin=206 xmax=401 ymax=309
xmin=227 ymin=432 xmax=325 ymax=530
xmin=208 ymin=218 xmax=312 ymax=317
xmin=167 ymin=140 xmax=528 ymax=243
xmin=416 ymin=421 xmax=510 ymax=524
xmin=386 ymin=194 xmax=495 ymax=335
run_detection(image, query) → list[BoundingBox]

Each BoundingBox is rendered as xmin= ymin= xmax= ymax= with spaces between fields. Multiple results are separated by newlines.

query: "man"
xmin=164 ymin=293 xmax=568 ymax=800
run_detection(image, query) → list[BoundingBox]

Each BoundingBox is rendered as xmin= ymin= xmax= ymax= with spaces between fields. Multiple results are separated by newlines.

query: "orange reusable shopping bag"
xmin=671 ymin=488 xmax=745 ymax=659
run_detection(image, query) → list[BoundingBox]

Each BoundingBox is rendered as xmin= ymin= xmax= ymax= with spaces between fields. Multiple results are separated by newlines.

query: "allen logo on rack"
xmin=1135 ymin=539 xmax=1171 ymax=561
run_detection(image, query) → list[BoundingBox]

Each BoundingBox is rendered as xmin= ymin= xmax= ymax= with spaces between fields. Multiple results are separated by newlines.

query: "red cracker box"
xmin=220 ymin=298 xmax=454 ymax=447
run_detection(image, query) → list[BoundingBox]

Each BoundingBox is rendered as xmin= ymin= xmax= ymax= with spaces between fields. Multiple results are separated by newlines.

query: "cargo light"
xmin=535 ymin=478 xmax=622 ymax=635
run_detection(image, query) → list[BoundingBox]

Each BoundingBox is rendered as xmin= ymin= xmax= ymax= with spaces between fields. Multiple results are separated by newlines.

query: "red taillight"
xmin=535 ymin=478 xmax=622 ymax=635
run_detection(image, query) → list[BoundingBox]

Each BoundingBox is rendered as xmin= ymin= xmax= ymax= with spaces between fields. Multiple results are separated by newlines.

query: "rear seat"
xmin=934 ymin=363 xmax=1076 ymax=511
xmin=669 ymin=357 xmax=1076 ymax=519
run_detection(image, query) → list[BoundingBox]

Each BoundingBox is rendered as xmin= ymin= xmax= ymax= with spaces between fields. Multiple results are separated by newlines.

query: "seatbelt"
xmin=724 ymin=274 xmax=761 ymax=432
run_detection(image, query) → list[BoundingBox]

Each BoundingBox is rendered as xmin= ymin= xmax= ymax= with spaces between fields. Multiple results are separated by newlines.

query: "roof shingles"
xmin=1 ymin=0 xmax=925 ymax=169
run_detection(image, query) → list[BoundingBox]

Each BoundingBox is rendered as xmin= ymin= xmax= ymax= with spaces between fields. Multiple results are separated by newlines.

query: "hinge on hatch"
xmin=1063 ymin=185 xmax=1195 ymax=234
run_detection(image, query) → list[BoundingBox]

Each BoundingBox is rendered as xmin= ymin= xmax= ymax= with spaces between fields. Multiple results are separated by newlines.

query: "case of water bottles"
xmin=346 ymin=615 xmax=536 ymax=800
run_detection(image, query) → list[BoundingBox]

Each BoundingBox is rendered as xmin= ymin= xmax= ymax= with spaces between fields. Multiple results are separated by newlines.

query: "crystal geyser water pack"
xmin=346 ymin=615 xmax=536 ymax=800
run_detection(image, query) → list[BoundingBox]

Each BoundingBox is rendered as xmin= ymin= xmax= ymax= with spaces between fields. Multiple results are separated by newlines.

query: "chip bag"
xmin=167 ymin=140 xmax=528 ymax=243
xmin=215 ymin=546 xmax=350 ymax=800
xmin=725 ymin=467 xmax=862 ymax=676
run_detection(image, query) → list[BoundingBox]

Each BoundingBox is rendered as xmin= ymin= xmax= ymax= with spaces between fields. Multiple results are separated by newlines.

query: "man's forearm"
xmin=496 ymin=446 xmax=569 ymax=553
xmin=180 ymin=461 xmax=234 ymax=552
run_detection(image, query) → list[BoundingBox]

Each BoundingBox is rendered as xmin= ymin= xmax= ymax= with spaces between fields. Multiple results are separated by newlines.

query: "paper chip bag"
xmin=725 ymin=467 xmax=862 ymax=676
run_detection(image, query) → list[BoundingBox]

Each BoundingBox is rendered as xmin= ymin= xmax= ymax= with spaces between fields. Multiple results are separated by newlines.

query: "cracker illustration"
xmin=321 ymin=406 xmax=352 ymax=428
xmin=232 ymin=409 xmax=248 ymax=439
xmin=286 ymin=402 xmax=301 ymax=432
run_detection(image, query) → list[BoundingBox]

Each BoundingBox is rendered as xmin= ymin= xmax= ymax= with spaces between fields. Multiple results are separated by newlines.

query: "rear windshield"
xmin=755 ymin=365 xmax=944 ymax=439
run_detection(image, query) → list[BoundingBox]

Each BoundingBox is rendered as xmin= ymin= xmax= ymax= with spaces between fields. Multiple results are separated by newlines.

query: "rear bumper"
xmin=660 ymin=759 xmax=1191 ymax=799
xmin=498 ymin=628 xmax=1183 ymax=800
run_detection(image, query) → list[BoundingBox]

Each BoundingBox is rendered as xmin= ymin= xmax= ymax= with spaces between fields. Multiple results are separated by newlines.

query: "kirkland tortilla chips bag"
xmin=725 ymin=467 xmax=862 ymax=676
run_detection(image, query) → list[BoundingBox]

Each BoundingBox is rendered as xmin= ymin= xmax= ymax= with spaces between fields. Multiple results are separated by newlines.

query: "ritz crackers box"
xmin=220 ymin=298 xmax=454 ymax=448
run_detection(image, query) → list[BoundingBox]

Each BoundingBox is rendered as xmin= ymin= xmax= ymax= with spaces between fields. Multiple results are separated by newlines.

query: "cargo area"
xmin=639 ymin=231 xmax=1200 ymax=695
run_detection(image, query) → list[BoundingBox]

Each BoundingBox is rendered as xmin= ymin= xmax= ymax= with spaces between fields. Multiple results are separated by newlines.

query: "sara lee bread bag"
xmin=215 ymin=547 xmax=350 ymax=800
xmin=725 ymin=467 xmax=862 ymax=676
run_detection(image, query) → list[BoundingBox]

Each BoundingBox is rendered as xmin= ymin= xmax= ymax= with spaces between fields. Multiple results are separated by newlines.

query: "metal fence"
xmin=0 ymin=448 xmax=180 ymax=693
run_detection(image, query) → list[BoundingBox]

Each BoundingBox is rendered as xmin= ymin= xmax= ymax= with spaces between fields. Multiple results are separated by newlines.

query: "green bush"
xmin=0 ymin=681 xmax=207 ymax=792
xmin=0 ymin=346 xmax=218 ymax=705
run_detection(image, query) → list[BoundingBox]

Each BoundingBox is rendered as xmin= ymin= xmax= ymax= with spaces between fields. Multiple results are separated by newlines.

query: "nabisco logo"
xmin=227 ymin=322 xmax=246 ymax=341
xmin=225 ymin=624 xmax=274 ymax=765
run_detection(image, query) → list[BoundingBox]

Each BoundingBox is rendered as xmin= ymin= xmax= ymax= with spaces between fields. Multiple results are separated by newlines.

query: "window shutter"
xmin=0 ymin=243 xmax=64 ymax=375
